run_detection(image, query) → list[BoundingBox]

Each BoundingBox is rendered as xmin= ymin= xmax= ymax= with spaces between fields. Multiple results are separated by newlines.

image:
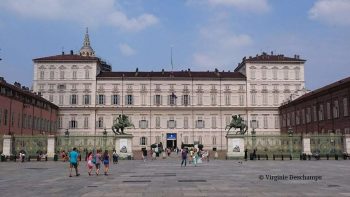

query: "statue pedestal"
xmin=226 ymin=134 xmax=245 ymax=159
xmin=2 ymin=135 xmax=12 ymax=156
xmin=47 ymin=135 xmax=55 ymax=158
xmin=115 ymin=135 xmax=133 ymax=159
xmin=344 ymin=134 xmax=350 ymax=154
xmin=302 ymin=136 xmax=312 ymax=155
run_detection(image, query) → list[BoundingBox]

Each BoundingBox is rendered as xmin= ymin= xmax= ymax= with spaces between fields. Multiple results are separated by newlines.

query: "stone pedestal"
xmin=302 ymin=136 xmax=312 ymax=155
xmin=115 ymin=135 xmax=133 ymax=159
xmin=2 ymin=135 xmax=12 ymax=156
xmin=226 ymin=134 xmax=245 ymax=159
xmin=47 ymin=135 xmax=55 ymax=158
xmin=344 ymin=134 xmax=350 ymax=154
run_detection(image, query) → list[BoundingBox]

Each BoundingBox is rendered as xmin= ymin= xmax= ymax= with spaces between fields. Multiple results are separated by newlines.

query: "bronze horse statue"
xmin=225 ymin=115 xmax=248 ymax=135
xmin=112 ymin=114 xmax=134 ymax=135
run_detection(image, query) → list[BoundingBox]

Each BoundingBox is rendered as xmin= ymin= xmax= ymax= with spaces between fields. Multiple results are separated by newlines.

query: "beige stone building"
xmin=32 ymin=30 xmax=306 ymax=151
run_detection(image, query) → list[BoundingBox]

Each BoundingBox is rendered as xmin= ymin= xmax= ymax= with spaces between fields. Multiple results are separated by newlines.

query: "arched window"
xmin=261 ymin=66 xmax=267 ymax=80
xmin=294 ymin=67 xmax=300 ymax=80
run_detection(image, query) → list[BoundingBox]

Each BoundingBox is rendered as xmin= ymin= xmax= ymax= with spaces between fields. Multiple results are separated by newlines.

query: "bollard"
xmin=326 ymin=154 xmax=329 ymax=160
xmin=266 ymin=155 xmax=268 ymax=160
xmin=290 ymin=155 xmax=292 ymax=160
xmin=273 ymin=154 xmax=275 ymax=160
xmin=308 ymin=155 xmax=311 ymax=160
xmin=258 ymin=155 xmax=260 ymax=160
xmin=282 ymin=155 xmax=284 ymax=160
xmin=335 ymin=154 xmax=338 ymax=160
xmin=28 ymin=156 xmax=31 ymax=162
xmin=54 ymin=154 xmax=58 ymax=161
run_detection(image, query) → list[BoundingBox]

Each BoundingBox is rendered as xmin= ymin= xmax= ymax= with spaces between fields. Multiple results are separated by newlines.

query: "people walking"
xmin=112 ymin=150 xmax=119 ymax=164
xmin=87 ymin=152 xmax=94 ymax=176
xmin=181 ymin=148 xmax=188 ymax=167
xmin=68 ymin=147 xmax=80 ymax=177
xmin=103 ymin=150 xmax=110 ymax=176
xmin=142 ymin=148 xmax=147 ymax=162
xmin=94 ymin=150 xmax=102 ymax=176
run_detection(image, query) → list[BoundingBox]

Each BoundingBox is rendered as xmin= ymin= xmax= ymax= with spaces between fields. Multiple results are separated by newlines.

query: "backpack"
xmin=92 ymin=155 xmax=96 ymax=164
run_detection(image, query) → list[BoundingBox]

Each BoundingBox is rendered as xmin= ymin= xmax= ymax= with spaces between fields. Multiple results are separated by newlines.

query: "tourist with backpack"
xmin=87 ymin=152 xmax=94 ymax=176
xmin=94 ymin=150 xmax=102 ymax=176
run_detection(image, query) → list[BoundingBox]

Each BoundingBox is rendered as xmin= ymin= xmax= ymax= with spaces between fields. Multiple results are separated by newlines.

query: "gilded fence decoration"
xmin=55 ymin=135 xmax=115 ymax=153
xmin=13 ymin=136 xmax=48 ymax=156
xmin=310 ymin=135 xmax=343 ymax=155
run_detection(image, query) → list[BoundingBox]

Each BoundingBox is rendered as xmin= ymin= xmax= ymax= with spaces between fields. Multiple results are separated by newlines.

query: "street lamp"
xmin=288 ymin=127 xmax=293 ymax=158
xmin=250 ymin=120 xmax=258 ymax=150
xmin=65 ymin=129 xmax=70 ymax=137
xmin=103 ymin=128 xmax=108 ymax=136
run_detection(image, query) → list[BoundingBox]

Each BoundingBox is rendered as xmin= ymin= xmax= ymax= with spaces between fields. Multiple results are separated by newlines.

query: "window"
xmin=239 ymin=95 xmax=244 ymax=106
xmin=70 ymin=95 xmax=77 ymax=105
xmin=184 ymin=136 xmax=188 ymax=144
xmin=126 ymin=95 xmax=133 ymax=105
xmin=211 ymin=116 xmax=216 ymax=129
xmin=4 ymin=109 xmax=8 ymax=125
xmin=211 ymin=94 xmax=216 ymax=105
xmin=327 ymin=102 xmax=331 ymax=119
xmin=251 ymin=93 xmax=256 ymax=106
xmin=169 ymin=94 xmax=177 ymax=106
xmin=198 ymin=136 xmax=202 ymax=144
xmin=333 ymin=100 xmax=339 ymax=118
xmin=111 ymin=95 xmax=119 ymax=105
xmin=274 ymin=115 xmax=279 ymax=129
xmin=84 ymin=117 xmax=89 ymax=129
xmin=140 ymin=137 xmax=147 ymax=145
xmin=182 ymin=95 xmax=190 ymax=106
xmin=196 ymin=118 xmax=205 ymax=129
xmin=225 ymin=115 xmax=231 ymax=126
xmin=273 ymin=93 xmax=279 ymax=105
xmin=155 ymin=136 xmax=161 ymax=143
xmin=313 ymin=106 xmax=317 ymax=122
xmin=83 ymin=95 xmax=91 ymax=105
xmin=197 ymin=93 xmax=203 ymax=105
xmin=261 ymin=67 xmax=267 ymax=80
xmin=272 ymin=68 xmax=278 ymax=80
xmin=141 ymin=84 xmax=147 ymax=91
xmin=212 ymin=136 xmax=216 ymax=145
xmin=184 ymin=117 xmax=189 ymax=129
xmin=22 ymin=114 xmax=27 ymax=129
xmin=301 ymin=109 xmax=305 ymax=124
xmin=98 ymin=95 xmax=105 ymax=105
xmin=344 ymin=97 xmax=349 ymax=116
xmin=85 ymin=70 xmax=89 ymax=79
xmin=262 ymin=93 xmax=268 ymax=105
xmin=154 ymin=95 xmax=162 ymax=105
xmin=294 ymin=67 xmax=300 ymax=80
xmin=319 ymin=104 xmax=324 ymax=121
xmin=225 ymin=94 xmax=230 ymax=105
xmin=141 ymin=94 xmax=146 ymax=106
xmin=40 ymin=71 xmax=44 ymax=79
xmin=98 ymin=117 xmax=104 ymax=128
xmin=50 ymin=71 xmax=54 ymax=79
xmin=49 ymin=95 xmax=54 ymax=102
xmin=263 ymin=115 xmax=268 ymax=129
xmin=59 ymin=95 xmax=64 ymax=105
xmin=60 ymin=71 xmax=65 ymax=79
xmin=69 ymin=117 xmax=77 ymax=129
xmin=72 ymin=71 xmax=77 ymax=79
xmin=306 ymin=107 xmax=311 ymax=123
xmin=250 ymin=69 xmax=256 ymax=79
xmin=58 ymin=117 xmax=62 ymax=129
xmin=283 ymin=67 xmax=289 ymax=80
xmin=155 ymin=116 xmax=160 ymax=128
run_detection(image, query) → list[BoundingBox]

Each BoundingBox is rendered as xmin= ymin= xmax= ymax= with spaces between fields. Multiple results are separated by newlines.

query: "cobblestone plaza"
xmin=1 ymin=158 xmax=350 ymax=197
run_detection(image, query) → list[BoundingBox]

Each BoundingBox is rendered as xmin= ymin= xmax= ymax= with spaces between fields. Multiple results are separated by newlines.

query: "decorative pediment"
xmin=71 ymin=65 xmax=79 ymax=69
xmin=84 ymin=65 xmax=92 ymax=69
xmin=38 ymin=65 xmax=46 ymax=69
xmin=59 ymin=65 xmax=66 ymax=70
xmin=49 ymin=65 xmax=56 ymax=69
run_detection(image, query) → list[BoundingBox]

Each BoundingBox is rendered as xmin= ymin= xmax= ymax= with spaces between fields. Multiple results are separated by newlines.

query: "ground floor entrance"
xmin=166 ymin=133 xmax=177 ymax=149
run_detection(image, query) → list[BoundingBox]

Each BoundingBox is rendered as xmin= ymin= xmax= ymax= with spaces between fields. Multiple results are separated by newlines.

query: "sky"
xmin=0 ymin=0 xmax=349 ymax=90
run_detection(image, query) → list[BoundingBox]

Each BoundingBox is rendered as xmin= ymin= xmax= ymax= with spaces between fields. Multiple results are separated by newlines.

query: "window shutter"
xmin=125 ymin=95 xmax=128 ymax=105
xmin=154 ymin=95 xmax=156 ymax=105
xmin=139 ymin=120 xmax=141 ymax=128
xmin=168 ymin=95 xmax=170 ymax=105
xmin=195 ymin=120 xmax=198 ymax=128
xmin=174 ymin=120 xmax=177 ymax=128
xmin=189 ymin=96 xmax=191 ymax=105
xmin=160 ymin=95 xmax=162 ymax=105
xmin=203 ymin=120 xmax=205 ymax=128
xmin=167 ymin=120 xmax=169 ymax=128
xmin=69 ymin=95 xmax=72 ymax=105
xmin=96 ymin=95 xmax=98 ymax=105
xmin=76 ymin=95 xmax=79 ymax=105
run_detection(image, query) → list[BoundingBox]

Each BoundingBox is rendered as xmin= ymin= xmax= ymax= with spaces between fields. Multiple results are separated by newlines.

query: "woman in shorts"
xmin=86 ymin=152 xmax=94 ymax=176
xmin=103 ymin=150 xmax=110 ymax=176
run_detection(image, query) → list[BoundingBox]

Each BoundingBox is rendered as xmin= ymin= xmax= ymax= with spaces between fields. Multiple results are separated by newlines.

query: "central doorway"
xmin=166 ymin=133 xmax=177 ymax=149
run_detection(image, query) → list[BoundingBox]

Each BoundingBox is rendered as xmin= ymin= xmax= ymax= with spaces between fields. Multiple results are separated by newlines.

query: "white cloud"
xmin=0 ymin=0 xmax=158 ymax=32
xmin=309 ymin=0 xmax=350 ymax=26
xmin=192 ymin=24 xmax=253 ymax=68
xmin=188 ymin=0 xmax=270 ymax=13
xmin=119 ymin=43 xmax=136 ymax=56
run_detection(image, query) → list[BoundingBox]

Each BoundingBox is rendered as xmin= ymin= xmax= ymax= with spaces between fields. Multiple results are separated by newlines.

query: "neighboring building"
xmin=0 ymin=77 xmax=58 ymax=135
xmin=32 ymin=30 xmax=307 ymax=150
xmin=279 ymin=77 xmax=350 ymax=135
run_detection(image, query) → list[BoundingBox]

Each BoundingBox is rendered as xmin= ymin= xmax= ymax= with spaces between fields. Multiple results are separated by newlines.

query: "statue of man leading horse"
xmin=112 ymin=114 xmax=134 ymax=135
xmin=225 ymin=115 xmax=248 ymax=135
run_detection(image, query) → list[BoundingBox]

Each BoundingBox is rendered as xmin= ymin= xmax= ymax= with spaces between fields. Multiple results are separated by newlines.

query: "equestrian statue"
xmin=112 ymin=114 xmax=134 ymax=135
xmin=225 ymin=115 xmax=248 ymax=135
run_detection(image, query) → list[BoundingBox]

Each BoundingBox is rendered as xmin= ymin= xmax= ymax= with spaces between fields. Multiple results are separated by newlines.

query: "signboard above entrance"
xmin=167 ymin=133 xmax=177 ymax=140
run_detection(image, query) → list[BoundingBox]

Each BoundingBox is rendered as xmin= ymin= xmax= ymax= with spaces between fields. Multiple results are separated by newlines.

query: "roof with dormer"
xmin=33 ymin=54 xmax=100 ymax=62
xmin=234 ymin=52 xmax=306 ymax=71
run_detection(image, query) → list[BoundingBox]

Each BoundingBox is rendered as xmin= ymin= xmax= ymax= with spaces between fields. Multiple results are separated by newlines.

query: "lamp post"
xmin=251 ymin=120 xmax=258 ymax=149
xmin=103 ymin=128 xmax=107 ymax=150
xmin=64 ymin=129 xmax=69 ymax=151
xmin=288 ymin=127 xmax=293 ymax=158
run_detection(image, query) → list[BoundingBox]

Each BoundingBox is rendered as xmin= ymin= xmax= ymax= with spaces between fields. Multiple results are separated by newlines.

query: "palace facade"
xmin=32 ymin=30 xmax=306 ymax=150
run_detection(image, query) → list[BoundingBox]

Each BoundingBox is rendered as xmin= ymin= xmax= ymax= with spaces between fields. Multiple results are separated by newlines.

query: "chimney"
xmin=70 ymin=50 xmax=74 ymax=55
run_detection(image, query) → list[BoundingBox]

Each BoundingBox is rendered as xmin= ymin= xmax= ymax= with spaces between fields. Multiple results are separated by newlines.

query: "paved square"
xmin=1 ymin=157 xmax=350 ymax=197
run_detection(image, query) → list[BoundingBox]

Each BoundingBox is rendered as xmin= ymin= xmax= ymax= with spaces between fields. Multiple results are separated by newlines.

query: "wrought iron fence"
xmin=0 ymin=136 xmax=3 ymax=153
xmin=12 ymin=136 xmax=48 ymax=156
xmin=310 ymin=135 xmax=343 ymax=155
xmin=244 ymin=135 xmax=303 ymax=159
xmin=55 ymin=135 xmax=116 ymax=153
